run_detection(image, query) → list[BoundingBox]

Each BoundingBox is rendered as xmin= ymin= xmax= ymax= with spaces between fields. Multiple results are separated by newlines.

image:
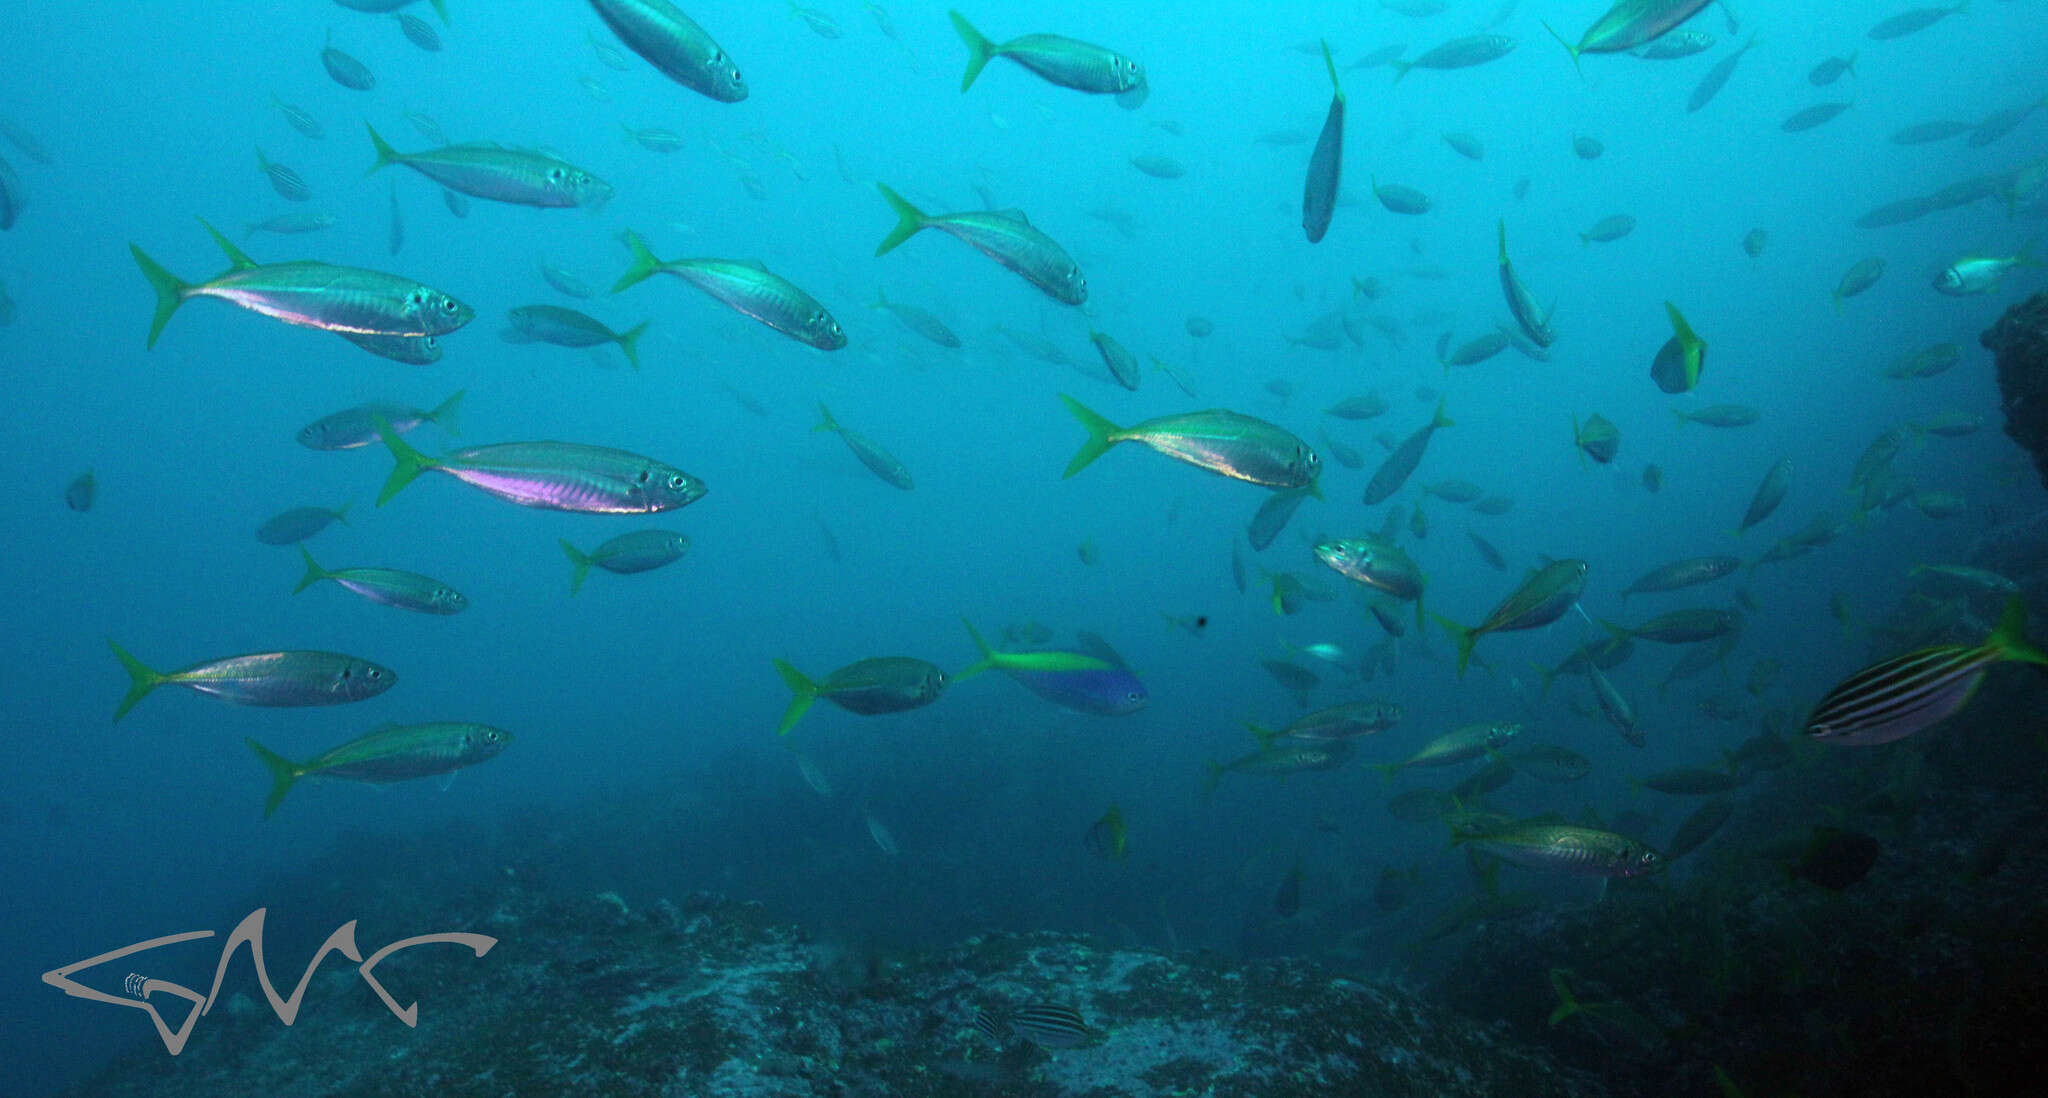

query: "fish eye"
xmin=667 ymin=474 xmax=688 ymax=489
xmin=441 ymin=299 xmax=458 ymax=313
xmin=548 ymin=167 xmax=566 ymax=182
xmin=365 ymin=667 xmax=382 ymax=679
xmin=485 ymin=730 xmax=500 ymax=743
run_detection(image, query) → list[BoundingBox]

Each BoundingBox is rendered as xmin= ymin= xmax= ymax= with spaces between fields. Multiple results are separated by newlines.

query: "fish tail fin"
xmin=1497 ymin=219 xmax=1509 ymax=263
xmin=1541 ymin=22 xmax=1584 ymax=79
xmin=427 ymin=0 xmax=448 ymax=23
xmin=255 ymin=145 xmax=271 ymax=172
xmin=198 ymin=218 xmax=258 ymax=269
xmin=873 ymin=183 xmax=930 ymax=256
xmin=610 ymin=230 xmax=665 ymax=293
xmin=1533 ymin=662 xmax=1558 ymax=698
xmin=1571 ymin=413 xmax=1587 ymax=469
xmin=373 ymin=415 xmax=437 ymax=505
xmin=560 ymin=540 xmax=593 ymax=596
xmin=1831 ymin=289 xmax=1843 ymax=315
xmin=1320 ymin=39 xmax=1343 ymax=101
xmin=773 ymin=659 xmax=821 ymax=735
xmin=1244 ymin=722 xmax=1276 ymax=748
xmin=614 ymin=321 xmax=648 ymax=371
xmin=1432 ymin=397 xmax=1454 ymax=430
xmin=1371 ymin=762 xmax=1401 ymax=784
xmin=813 ymin=401 xmax=840 ymax=435
xmin=1578 ymin=232 xmax=1591 ymax=247
xmin=247 ymin=738 xmax=302 ymax=820
xmin=1201 ymin=761 xmax=1226 ymax=798
xmin=954 ymin=618 xmax=996 ymax=680
xmin=427 ymin=389 xmax=464 ymax=434
xmin=1389 ymin=59 xmax=1411 ymax=84
xmin=365 ymin=122 xmax=402 ymax=176
xmin=130 ymin=245 xmax=190 ymax=350
xmin=1845 ymin=51 xmax=1857 ymax=78
xmin=1433 ymin=614 xmax=1477 ymax=678
xmin=1672 ymin=407 xmax=1691 ymax=428
xmin=1547 ymin=968 xmax=1584 ymax=1026
xmin=1991 ymin=595 xmax=2048 ymax=666
xmin=107 ymin=639 xmax=165 ymax=722
xmin=293 ymin=545 xmax=329 ymax=594
xmin=949 ymin=10 xmax=995 ymax=92
xmin=873 ymin=286 xmax=888 ymax=309
xmin=1059 ymin=394 xmax=1124 ymax=478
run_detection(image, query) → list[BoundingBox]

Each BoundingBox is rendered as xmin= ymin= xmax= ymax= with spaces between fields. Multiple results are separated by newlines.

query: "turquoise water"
xmin=3 ymin=1 xmax=2045 ymax=1092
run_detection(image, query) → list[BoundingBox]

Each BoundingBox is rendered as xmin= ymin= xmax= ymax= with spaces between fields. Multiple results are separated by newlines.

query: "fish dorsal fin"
xmin=1074 ymin=631 xmax=1130 ymax=669
xmin=198 ymin=218 xmax=260 ymax=269
xmin=739 ymin=259 xmax=771 ymax=271
xmin=991 ymin=208 xmax=1032 ymax=225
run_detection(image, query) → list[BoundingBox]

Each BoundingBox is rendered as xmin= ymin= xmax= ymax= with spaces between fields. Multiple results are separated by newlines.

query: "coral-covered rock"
xmin=1983 ymin=291 xmax=2048 ymax=493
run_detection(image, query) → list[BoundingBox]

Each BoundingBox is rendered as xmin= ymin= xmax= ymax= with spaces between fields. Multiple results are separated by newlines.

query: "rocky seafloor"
xmin=57 ymin=842 xmax=1603 ymax=1098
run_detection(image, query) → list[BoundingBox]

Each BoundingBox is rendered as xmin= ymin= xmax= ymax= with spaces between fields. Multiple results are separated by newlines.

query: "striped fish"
xmin=257 ymin=148 xmax=311 ymax=201
xmin=1806 ymin=597 xmax=2048 ymax=746
xmin=1005 ymin=1004 xmax=1097 ymax=1050
xmin=971 ymin=1009 xmax=1008 ymax=1043
xmin=270 ymin=94 xmax=324 ymax=138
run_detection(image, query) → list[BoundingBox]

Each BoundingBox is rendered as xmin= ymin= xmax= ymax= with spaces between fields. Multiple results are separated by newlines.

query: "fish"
xmin=1641 ymin=464 xmax=1663 ymax=492
xmin=1889 ymin=119 xmax=1973 ymax=145
xmin=1454 ymin=820 xmax=1664 ymax=878
xmin=1246 ymin=488 xmax=1310 ymax=551
xmin=1303 ymin=41 xmax=1346 ymax=244
xmin=541 ymin=260 xmax=595 ymax=299
xmin=875 ymin=184 xmax=1085 ymax=305
xmin=1315 ymin=537 xmax=1426 ymax=613
xmin=1608 ymin=608 xmax=1740 ymax=644
xmin=245 ymin=210 xmax=333 ymax=236
xmin=791 ymin=3 xmax=843 ymax=38
xmin=1741 ymin=228 xmax=1768 ymax=257
xmin=248 ymin=722 xmax=507 ymax=818
xmin=321 ymin=32 xmax=377 ymax=91
xmin=1672 ymin=404 xmax=1757 ymax=427
xmin=1371 ymin=177 xmax=1431 ymax=214
xmin=956 ymin=621 xmax=1148 ymax=716
xmin=255 ymin=148 xmax=310 ymax=201
xmin=1206 ymin=740 xmax=1353 ymax=791
xmin=405 ymin=111 xmax=446 ymax=144
xmin=815 ymin=404 xmax=913 ymax=490
xmin=1001 ymin=1004 xmax=1100 ymax=1050
xmin=64 ymin=471 xmax=95 ymax=512
xmin=1571 ymin=413 xmax=1621 ymax=465
xmin=1665 ymin=797 xmax=1733 ymax=859
xmin=1833 ymin=256 xmax=1886 ymax=310
xmin=374 ymin=421 xmax=706 ymax=514
xmin=1467 ymin=531 xmax=1507 ymax=572
xmin=1186 ymin=315 xmax=1215 ymax=337
xmin=1061 ymin=396 xmax=1319 ymax=490
xmin=503 ymin=305 xmax=648 ymax=369
xmin=1375 ymin=721 xmax=1520 ymax=777
xmin=773 ymin=656 xmax=947 ymax=734
xmin=131 ymin=220 xmax=473 ymax=347
xmin=1911 ymin=565 xmax=2019 ymax=595
xmin=950 ymin=11 xmax=1146 ymax=104
xmin=256 ymin=503 xmax=350 ymax=545
xmin=270 ymin=94 xmax=324 ymax=138
xmin=367 ymin=125 xmax=613 ymax=210
xmin=342 ymin=331 xmax=442 ymax=364
xmin=1787 ymin=826 xmax=1879 ymax=890
xmin=396 ymin=12 xmax=442 ymax=50
xmin=1326 ymin=393 xmax=1388 ymax=420
xmin=1849 ymin=425 xmax=1915 ymax=488
xmin=621 ymin=124 xmax=686 ymax=153
xmin=1622 ymin=556 xmax=1740 ymax=599
xmin=1915 ymin=411 xmax=1982 ymax=438
xmin=1573 ymin=134 xmax=1605 ymax=159
xmin=1472 ymin=495 xmax=1514 ymax=515
xmin=588 ymin=0 xmax=747 ymax=102
xmin=442 ymin=187 xmax=471 ymax=217
xmin=1275 ymin=862 xmax=1304 ymax=917
xmin=295 ymin=547 xmax=467 ymax=614
xmin=1437 ymin=560 xmax=1589 ymax=676
xmin=1362 ymin=399 xmax=1454 ymax=503
xmin=1579 ymin=214 xmax=1636 ymax=244
xmin=1423 ymin=479 xmax=1484 ymax=503
xmin=1501 ymin=744 xmax=1592 ymax=782
xmin=1588 ymin=661 xmax=1644 ymax=747
xmin=560 ymin=530 xmax=689 ymax=595
xmin=1967 ymin=98 xmax=2045 ymax=148
xmin=1781 ymin=102 xmax=1852 ymax=132
xmin=1439 ymin=332 xmax=1509 ymax=369
xmin=1649 ymin=302 xmax=1707 ymax=394
xmin=1443 ymin=132 xmax=1485 ymax=160
xmin=1248 ymin=700 xmax=1402 ymax=745
xmin=1391 ymin=35 xmax=1518 ymax=81
xmin=613 ymin=231 xmax=845 ymax=350
xmin=1130 ymin=154 xmax=1185 ymax=179
xmin=1932 ymin=247 xmax=2035 ymax=295
xmin=1497 ymin=221 xmax=1555 ymax=347
xmin=1544 ymin=0 xmax=1716 ymax=71
xmin=0 ymin=153 xmax=21 ymax=230
xmin=865 ymin=810 xmax=899 ymax=857
xmin=1088 ymin=331 xmax=1142 ymax=391
xmin=1808 ymin=53 xmax=1857 ymax=85
xmin=1262 ymin=658 xmax=1320 ymax=706
xmin=1687 ymin=32 xmax=1757 ymax=113
xmin=108 ymin=641 xmax=394 ymax=722
xmin=1084 ymin=805 xmax=1128 ymax=861
xmin=1867 ymin=2 xmax=1969 ymax=40
xmin=1806 ymin=596 xmax=2047 ymax=746
xmin=1634 ymin=29 xmax=1715 ymax=58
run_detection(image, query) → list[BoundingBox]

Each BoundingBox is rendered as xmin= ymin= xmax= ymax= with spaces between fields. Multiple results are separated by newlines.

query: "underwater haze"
xmin=5 ymin=1 xmax=2048 ymax=1095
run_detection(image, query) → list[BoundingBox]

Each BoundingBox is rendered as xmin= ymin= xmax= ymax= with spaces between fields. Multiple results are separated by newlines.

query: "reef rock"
xmin=1983 ymin=290 xmax=2048 ymax=494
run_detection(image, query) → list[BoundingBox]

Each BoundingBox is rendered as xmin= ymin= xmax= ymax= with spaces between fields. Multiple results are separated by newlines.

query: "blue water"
xmin=3 ymin=1 xmax=2045 ymax=1091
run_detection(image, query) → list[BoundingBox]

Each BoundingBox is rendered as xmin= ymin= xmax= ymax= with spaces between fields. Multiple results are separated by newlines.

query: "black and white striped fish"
xmin=1807 ymin=597 xmax=2048 ymax=746
xmin=257 ymin=148 xmax=311 ymax=201
xmin=972 ymin=1003 xmax=1098 ymax=1050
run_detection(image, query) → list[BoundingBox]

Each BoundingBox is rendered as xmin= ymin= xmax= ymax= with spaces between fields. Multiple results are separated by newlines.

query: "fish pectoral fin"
xmin=439 ymin=770 xmax=460 ymax=793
